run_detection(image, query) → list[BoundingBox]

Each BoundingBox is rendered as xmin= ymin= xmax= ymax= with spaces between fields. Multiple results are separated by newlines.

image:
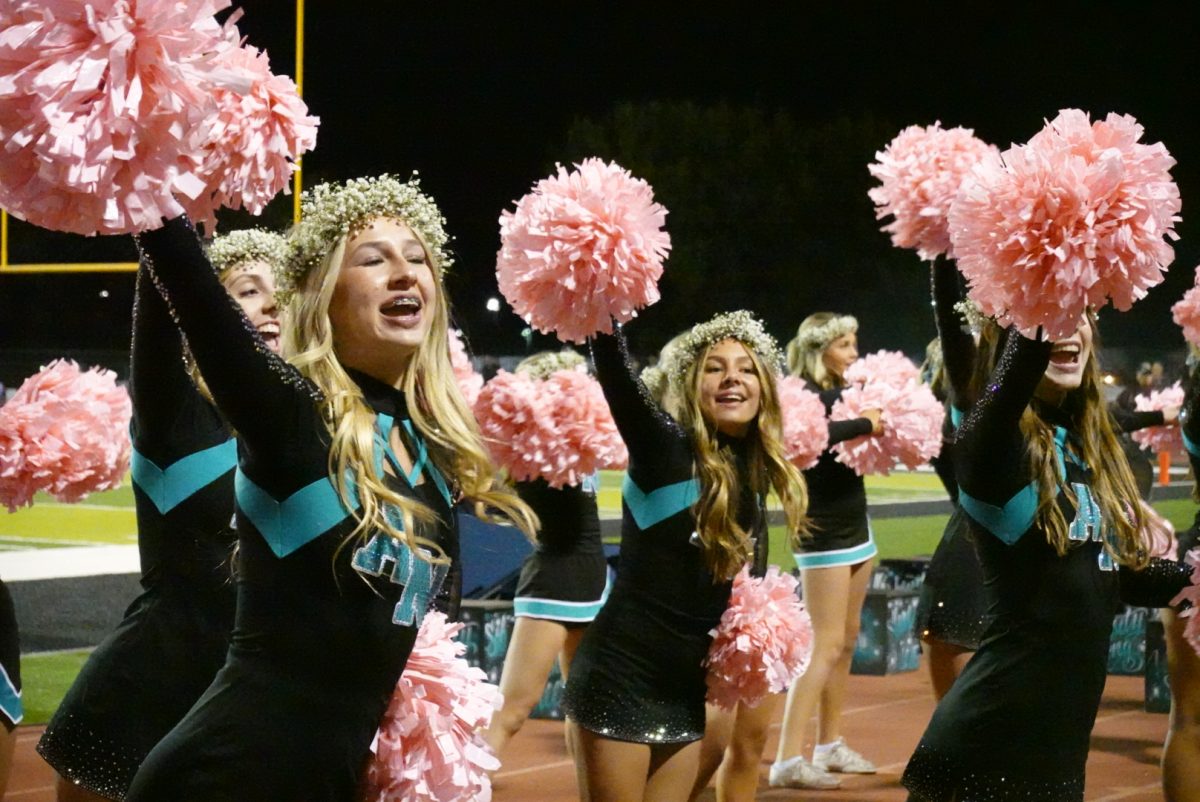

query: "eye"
xmin=404 ymin=251 xmax=427 ymax=264
xmin=361 ymin=255 xmax=384 ymax=266
xmin=238 ymin=287 xmax=259 ymax=298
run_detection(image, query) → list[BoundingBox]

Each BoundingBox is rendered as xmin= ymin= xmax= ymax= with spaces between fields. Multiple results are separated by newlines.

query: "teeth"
xmin=387 ymin=297 xmax=420 ymax=311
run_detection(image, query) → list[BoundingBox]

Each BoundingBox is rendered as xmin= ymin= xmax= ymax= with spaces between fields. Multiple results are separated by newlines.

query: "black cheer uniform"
xmin=124 ymin=218 xmax=459 ymax=802
xmin=513 ymin=477 xmax=609 ymax=623
xmin=37 ymin=265 xmax=237 ymax=799
xmin=560 ymin=330 xmax=763 ymax=743
xmin=903 ymin=331 xmax=1194 ymax=802
xmin=0 ymin=578 xmax=21 ymax=732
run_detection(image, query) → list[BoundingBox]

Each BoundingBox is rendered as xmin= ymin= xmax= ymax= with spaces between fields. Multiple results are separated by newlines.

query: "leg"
xmin=817 ymin=558 xmax=873 ymax=744
xmin=484 ymin=616 xmax=568 ymax=755
xmin=0 ymin=725 xmax=12 ymax=800
xmin=688 ymin=704 xmax=735 ymax=801
xmin=560 ymin=624 xmax=588 ymax=759
xmin=54 ymin=775 xmax=112 ymax=802
xmin=1163 ymin=607 xmax=1200 ymax=802
xmin=924 ymin=637 xmax=972 ymax=701
xmin=715 ymin=695 xmax=782 ymax=802
xmin=645 ymin=740 xmax=703 ymax=802
xmin=573 ymin=726 xmax=652 ymax=802
xmin=774 ymin=564 xmax=853 ymax=762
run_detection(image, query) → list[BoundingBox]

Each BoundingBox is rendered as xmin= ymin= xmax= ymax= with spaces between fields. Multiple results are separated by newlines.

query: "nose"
xmin=262 ymin=290 xmax=278 ymax=316
xmin=388 ymin=258 xmax=419 ymax=288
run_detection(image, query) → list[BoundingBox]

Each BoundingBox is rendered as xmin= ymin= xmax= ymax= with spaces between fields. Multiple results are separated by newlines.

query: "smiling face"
xmin=221 ymin=260 xmax=280 ymax=353
xmin=328 ymin=217 xmax=437 ymax=386
xmin=821 ymin=332 xmax=858 ymax=380
xmin=1036 ymin=315 xmax=1094 ymax=403
xmin=698 ymin=338 xmax=762 ymax=438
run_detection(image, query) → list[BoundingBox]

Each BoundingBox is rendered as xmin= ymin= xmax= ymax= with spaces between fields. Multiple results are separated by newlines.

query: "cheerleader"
xmin=36 ymin=229 xmax=285 ymax=802
xmin=902 ymin=315 xmax=1195 ymax=801
xmin=771 ymin=312 xmax=881 ymax=790
xmin=0 ymin=577 xmax=20 ymax=799
xmin=562 ymin=311 xmax=806 ymax=802
xmin=123 ymin=175 xmax=536 ymax=801
xmin=483 ymin=350 xmax=610 ymax=758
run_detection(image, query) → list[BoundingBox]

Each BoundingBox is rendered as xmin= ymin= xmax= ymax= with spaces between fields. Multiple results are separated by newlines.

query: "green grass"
xmin=0 ymin=482 xmax=137 ymax=550
xmin=19 ymin=650 xmax=93 ymax=725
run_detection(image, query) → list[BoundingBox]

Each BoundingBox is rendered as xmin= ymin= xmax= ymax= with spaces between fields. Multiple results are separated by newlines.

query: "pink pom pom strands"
xmin=949 ymin=109 xmax=1181 ymax=341
xmin=705 ymin=566 xmax=813 ymax=710
xmin=364 ymin=612 xmax=501 ymax=802
xmin=868 ymin=122 xmax=997 ymax=261
xmin=843 ymin=349 xmax=921 ymax=388
xmin=0 ymin=1 xmax=316 ymax=235
xmin=448 ymin=330 xmax=483 ymax=409
xmin=0 ymin=360 xmax=132 ymax=512
xmin=497 ymin=158 xmax=671 ymax=344
xmin=1129 ymin=382 xmax=1185 ymax=455
xmin=1171 ymin=268 xmax=1200 ymax=346
xmin=1170 ymin=550 xmax=1200 ymax=658
xmin=777 ymin=376 xmax=829 ymax=471
xmin=473 ymin=368 xmax=626 ymax=488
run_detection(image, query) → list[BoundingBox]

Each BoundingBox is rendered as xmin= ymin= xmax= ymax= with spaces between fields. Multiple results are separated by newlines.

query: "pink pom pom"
xmin=1137 ymin=501 xmax=1177 ymax=560
xmin=777 ymin=377 xmax=829 ymax=470
xmin=497 ymin=158 xmax=671 ymax=344
xmin=949 ymin=109 xmax=1181 ymax=341
xmin=0 ymin=360 xmax=132 ymax=512
xmin=1129 ymin=382 xmax=1184 ymax=454
xmin=705 ymin=566 xmax=813 ymax=710
xmin=473 ymin=369 xmax=626 ymax=487
xmin=447 ymin=330 xmax=483 ymax=409
xmin=1170 ymin=550 xmax=1200 ymax=658
xmin=181 ymin=44 xmax=318 ymax=228
xmin=1171 ymin=268 xmax=1200 ymax=347
xmin=843 ymin=350 xmax=921 ymax=389
xmin=868 ymin=122 xmax=997 ymax=261
xmin=365 ymin=611 xmax=501 ymax=802
xmin=831 ymin=376 xmax=944 ymax=477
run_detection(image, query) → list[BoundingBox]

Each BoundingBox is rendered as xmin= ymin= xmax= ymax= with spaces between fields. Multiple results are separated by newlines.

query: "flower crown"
xmin=953 ymin=298 xmax=990 ymax=335
xmin=516 ymin=350 xmax=586 ymax=381
xmin=663 ymin=310 xmax=784 ymax=386
xmin=207 ymin=229 xmax=289 ymax=278
xmin=794 ymin=314 xmax=858 ymax=352
xmin=278 ymin=173 xmax=453 ymax=304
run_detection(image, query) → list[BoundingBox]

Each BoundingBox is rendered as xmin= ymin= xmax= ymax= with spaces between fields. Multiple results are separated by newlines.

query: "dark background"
xmin=2 ymin=2 xmax=1198 ymax=383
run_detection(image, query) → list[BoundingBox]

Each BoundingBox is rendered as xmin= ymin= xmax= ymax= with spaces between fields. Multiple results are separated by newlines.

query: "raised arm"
xmin=932 ymin=260 xmax=977 ymax=408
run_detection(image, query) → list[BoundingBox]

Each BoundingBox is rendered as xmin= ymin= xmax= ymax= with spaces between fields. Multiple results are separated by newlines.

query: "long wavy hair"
xmin=282 ymin=222 xmax=538 ymax=564
xmin=787 ymin=312 xmax=854 ymax=389
xmin=675 ymin=340 xmax=808 ymax=579
xmin=972 ymin=315 xmax=1147 ymax=568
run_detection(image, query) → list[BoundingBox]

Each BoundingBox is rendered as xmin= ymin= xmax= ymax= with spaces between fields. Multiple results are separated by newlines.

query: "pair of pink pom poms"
xmin=1129 ymin=383 xmax=1184 ymax=455
xmin=0 ymin=360 xmax=132 ymax=512
xmin=0 ymin=0 xmax=318 ymax=235
xmin=777 ymin=377 xmax=829 ymax=471
xmin=705 ymin=566 xmax=813 ymax=710
xmin=868 ymin=122 xmax=997 ymax=261
xmin=496 ymin=158 xmax=671 ymax=345
xmin=364 ymin=612 xmax=502 ymax=802
xmin=473 ymin=368 xmax=627 ymax=488
xmin=948 ymin=109 xmax=1181 ymax=341
xmin=830 ymin=351 xmax=944 ymax=476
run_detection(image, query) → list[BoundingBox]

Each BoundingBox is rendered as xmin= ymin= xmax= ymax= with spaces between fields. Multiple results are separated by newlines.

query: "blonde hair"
xmin=787 ymin=312 xmax=856 ymax=389
xmin=676 ymin=340 xmax=808 ymax=579
xmin=644 ymin=331 xmax=691 ymax=412
xmin=282 ymin=223 xmax=538 ymax=564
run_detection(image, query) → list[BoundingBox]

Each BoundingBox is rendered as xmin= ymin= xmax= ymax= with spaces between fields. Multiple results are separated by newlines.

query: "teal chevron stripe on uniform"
xmin=131 ymin=438 xmax=237 ymax=514
xmin=622 ymin=475 xmax=700 ymax=530
xmin=236 ymin=469 xmax=356 ymax=558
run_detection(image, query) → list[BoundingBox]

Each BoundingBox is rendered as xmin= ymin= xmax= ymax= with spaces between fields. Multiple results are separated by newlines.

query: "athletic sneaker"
xmin=767 ymin=756 xmax=841 ymax=789
xmin=812 ymin=737 xmax=877 ymax=774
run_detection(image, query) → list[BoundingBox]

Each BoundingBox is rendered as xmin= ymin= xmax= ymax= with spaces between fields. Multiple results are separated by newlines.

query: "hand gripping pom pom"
xmin=948 ymin=109 xmax=1181 ymax=340
xmin=497 ymin=158 xmax=671 ymax=344
xmin=1171 ymin=268 xmax=1200 ymax=347
xmin=777 ymin=377 xmax=829 ymax=471
xmin=365 ymin=612 xmax=502 ymax=802
xmin=831 ymin=366 xmax=944 ymax=476
xmin=868 ymin=122 xmax=997 ymax=261
xmin=0 ymin=360 xmax=131 ymax=512
xmin=448 ymin=330 xmax=483 ymax=409
xmin=1130 ymin=383 xmax=1184 ymax=455
xmin=0 ymin=1 xmax=316 ymax=235
xmin=705 ymin=566 xmax=813 ymax=710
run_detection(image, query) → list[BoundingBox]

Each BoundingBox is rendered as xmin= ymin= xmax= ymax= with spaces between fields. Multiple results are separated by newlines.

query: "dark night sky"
xmin=2 ymin=2 xmax=1198 ymax=377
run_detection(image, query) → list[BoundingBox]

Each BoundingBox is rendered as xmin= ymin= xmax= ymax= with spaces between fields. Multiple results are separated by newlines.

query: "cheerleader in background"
xmin=771 ymin=313 xmax=881 ymax=790
xmin=36 ymin=230 xmax=285 ymax=802
xmin=0 ymin=578 xmax=20 ymax=798
xmin=484 ymin=350 xmax=610 ymax=760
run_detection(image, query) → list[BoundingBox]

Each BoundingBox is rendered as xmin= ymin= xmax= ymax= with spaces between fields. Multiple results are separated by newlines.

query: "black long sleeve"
xmin=932 ymin=259 xmax=976 ymax=409
xmin=129 ymin=262 xmax=199 ymax=450
xmin=1110 ymin=406 xmax=1166 ymax=433
xmin=1119 ymin=559 xmax=1195 ymax=608
xmin=817 ymin=386 xmax=874 ymax=445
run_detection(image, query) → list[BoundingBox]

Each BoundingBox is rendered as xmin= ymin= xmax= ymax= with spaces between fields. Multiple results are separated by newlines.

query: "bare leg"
xmin=715 ymin=695 xmax=782 ymax=802
xmin=924 ymin=638 xmax=973 ymax=701
xmin=0 ymin=726 xmax=13 ymax=800
xmin=484 ymin=617 xmax=567 ymax=756
xmin=817 ymin=558 xmax=873 ymax=744
xmin=573 ymin=727 xmax=652 ymax=802
xmin=688 ymin=704 xmax=735 ymax=801
xmin=774 ymin=564 xmax=852 ymax=762
xmin=645 ymin=740 xmax=703 ymax=802
xmin=560 ymin=625 xmax=587 ymax=759
xmin=1163 ymin=607 xmax=1200 ymax=802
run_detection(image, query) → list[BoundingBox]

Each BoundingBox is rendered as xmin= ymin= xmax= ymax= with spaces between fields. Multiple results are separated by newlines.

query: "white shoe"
xmin=768 ymin=756 xmax=841 ymax=789
xmin=812 ymin=737 xmax=876 ymax=774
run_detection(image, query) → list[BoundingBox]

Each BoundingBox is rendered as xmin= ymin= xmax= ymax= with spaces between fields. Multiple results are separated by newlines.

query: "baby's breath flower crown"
xmin=516 ymin=350 xmax=586 ymax=381
xmin=279 ymin=173 xmax=453 ymax=303
xmin=207 ymin=229 xmax=289 ymax=278
xmin=795 ymin=314 xmax=858 ymax=352
xmin=953 ymin=298 xmax=990 ymax=335
xmin=663 ymin=310 xmax=784 ymax=388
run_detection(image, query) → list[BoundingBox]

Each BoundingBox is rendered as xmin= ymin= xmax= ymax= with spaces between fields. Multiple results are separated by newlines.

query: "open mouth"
xmin=381 ymin=295 xmax=423 ymax=325
xmin=258 ymin=322 xmax=281 ymax=351
xmin=715 ymin=391 xmax=746 ymax=404
xmin=1049 ymin=343 xmax=1081 ymax=366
